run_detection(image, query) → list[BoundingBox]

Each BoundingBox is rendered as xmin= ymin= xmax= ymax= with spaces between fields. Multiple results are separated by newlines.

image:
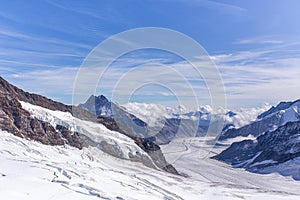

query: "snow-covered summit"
xmin=220 ymin=99 xmax=300 ymax=140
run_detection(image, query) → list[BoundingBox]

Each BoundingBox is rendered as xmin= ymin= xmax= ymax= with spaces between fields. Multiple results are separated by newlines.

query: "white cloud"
xmin=235 ymin=39 xmax=283 ymax=45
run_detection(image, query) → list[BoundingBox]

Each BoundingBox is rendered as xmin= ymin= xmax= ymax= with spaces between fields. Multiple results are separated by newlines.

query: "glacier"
xmin=2 ymin=130 xmax=300 ymax=199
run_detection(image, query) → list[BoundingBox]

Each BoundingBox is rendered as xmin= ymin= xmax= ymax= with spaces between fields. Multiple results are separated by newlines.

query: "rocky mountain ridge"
xmin=0 ymin=76 xmax=177 ymax=174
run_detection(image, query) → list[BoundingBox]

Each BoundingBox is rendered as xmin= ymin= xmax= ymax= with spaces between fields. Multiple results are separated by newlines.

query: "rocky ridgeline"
xmin=0 ymin=76 xmax=178 ymax=175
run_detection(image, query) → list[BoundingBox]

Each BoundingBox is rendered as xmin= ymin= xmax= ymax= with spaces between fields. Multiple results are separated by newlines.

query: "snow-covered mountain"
xmin=258 ymin=100 xmax=300 ymax=119
xmin=79 ymin=94 xmax=114 ymax=117
xmin=0 ymin=76 xmax=177 ymax=174
xmin=220 ymin=99 xmax=300 ymax=140
xmin=67 ymin=90 xmax=300 ymax=182
xmin=214 ymin=120 xmax=300 ymax=180
xmin=20 ymin=101 xmax=155 ymax=166
xmin=79 ymin=96 xmax=202 ymax=145
xmin=214 ymin=99 xmax=300 ymax=180
xmin=79 ymin=95 xmax=150 ymax=138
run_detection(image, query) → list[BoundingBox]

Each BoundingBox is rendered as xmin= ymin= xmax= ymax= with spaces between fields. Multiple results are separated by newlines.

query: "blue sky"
xmin=0 ymin=0 xmax=300 ymax=109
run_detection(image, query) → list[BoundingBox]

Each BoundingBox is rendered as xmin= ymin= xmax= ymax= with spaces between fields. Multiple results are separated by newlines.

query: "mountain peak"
xmin=80 ymin=94 xmax=112 ymax=117
xmin=84 ymin=94 xmax=110 ymax=104
xmin=95 ymin=94 xmax=109 ymax=102
xmin=258 ymin=99 xmax=300 ymax=119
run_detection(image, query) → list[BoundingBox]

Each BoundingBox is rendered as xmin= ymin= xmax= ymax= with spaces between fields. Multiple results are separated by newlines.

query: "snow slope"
xmin=20 ymin=101 xmax=153 ymax=163
xmin=273 ymin=102 xmax=300 ymax=129
xmin=1 ymin=130 xmax=300 ymax=200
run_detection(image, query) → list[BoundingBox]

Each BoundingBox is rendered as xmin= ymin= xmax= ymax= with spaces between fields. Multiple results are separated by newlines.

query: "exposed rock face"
xmin=0 ymin=90 xmax=98 ymax=150
xmin=0 ymin=76 xmax=98 ymax=149
xmin=150 ymin=118 xmax=182 ymax=145
xmin=79 ymin=95 xmax=113 ymax=117
xmin=214 ymin=121 xmax=300 ymax=176
xmin=0 ymin=76 xmax=178 ymax=174
xmin=133 ymin=136 xmax=178 ymax=174
xmin=0 ymin=95 xmax=64 ymax=145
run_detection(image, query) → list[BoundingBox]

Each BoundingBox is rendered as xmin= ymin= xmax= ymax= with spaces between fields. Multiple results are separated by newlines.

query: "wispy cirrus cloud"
xmin=235 ymin=39 xmax=283 ymax=45
xmin=46 ymin=0 xmax=129 ymax=27
xmin=164 ymin=0 xmax=246 ymax=13
xmin=233 ymin=35 xmax=284 ymax=45
xmin=0 ymin=27 xmax=93 ymax=50
xmin=0 ymin=25 xmax=93 ymax=77
xmin=213 ymin=46 xmax=300 ymax=107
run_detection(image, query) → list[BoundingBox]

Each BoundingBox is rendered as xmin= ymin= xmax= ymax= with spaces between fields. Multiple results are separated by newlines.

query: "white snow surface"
xmin=279 ymin=103 xmax=300 ymax=125
xmin=123 ymin=102 xmax=271 ymax=129
xmin=1 ymin=130 xmax=300 ymax=200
